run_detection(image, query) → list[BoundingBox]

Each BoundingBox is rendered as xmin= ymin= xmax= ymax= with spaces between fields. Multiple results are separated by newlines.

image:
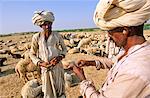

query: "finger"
xmin=67 ymin=63 xmax=75 ymax=69
xmin=77 ymin=62 xmax=85 ymax=67
xmin=46 ymin=62 xmax=49 ymax=65
xmin=67 ymin=65 xmax=73 ymax=69
xmin=81 ymin=60 xmax=86 ymax=65
xmin=77 ymin=63 xmax=83 ymax=67
xmin=77 ymin=60 xmax=83 ymax=64
xmin=41 ymin=64 xmax=46 ymax=67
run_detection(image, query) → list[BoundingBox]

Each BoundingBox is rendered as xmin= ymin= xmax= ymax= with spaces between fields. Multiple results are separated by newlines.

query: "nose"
xmin=45 ymin=25 xmax=49 ymax=29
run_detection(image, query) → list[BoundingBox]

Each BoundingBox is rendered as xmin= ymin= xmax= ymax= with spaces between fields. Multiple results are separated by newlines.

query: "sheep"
xmin=0 ymin=49 xmax=10 ymax=54
xmin=21 ymin=79 xmax=43 ymax=98
xmin=15 ymin=58 xmax=41 ymax=83
xmin=77 ymin=38 xmax=92 ymax=48
xmin=21 ymin=50 xmax=30 ymax=60
xmin=68 ymin=47 xmax=80 ymax=54
xmin=0 ymin=57 xmax=7 ymax=66
xmin=8 ymin=51 xmax=23 ymax=59
xmin=64 ymin=72 xmax=72 ymax=87
xmin=22 ymin=42 xmax=31 ymax=51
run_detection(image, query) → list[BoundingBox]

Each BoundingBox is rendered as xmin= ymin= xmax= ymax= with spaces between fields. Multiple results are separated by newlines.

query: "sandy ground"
xmin=0 ymin=30 xmax=149 ymax=98
xmin=0 ymin=53 xmax=108 ymax=98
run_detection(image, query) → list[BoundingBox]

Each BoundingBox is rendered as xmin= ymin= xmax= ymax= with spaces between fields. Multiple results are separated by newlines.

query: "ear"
xmin=123 ymin=27 xmax=129 ymax=36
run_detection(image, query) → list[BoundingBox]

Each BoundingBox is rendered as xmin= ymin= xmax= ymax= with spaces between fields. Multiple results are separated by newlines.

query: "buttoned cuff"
xmin=80 ymin=80 xmax=95 ymax=97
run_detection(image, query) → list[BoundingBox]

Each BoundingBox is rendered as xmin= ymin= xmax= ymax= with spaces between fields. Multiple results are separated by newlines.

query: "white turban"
xmin=32 ymin=10 xmax=55 ymax=26
xmin=93 ymin=0 xmax=150 ymax=30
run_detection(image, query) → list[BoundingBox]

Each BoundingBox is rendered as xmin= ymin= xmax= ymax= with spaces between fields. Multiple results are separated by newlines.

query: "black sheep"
xmin=8 ymin=52 xmax=23 ymax=59
xmin=0 ymin=57 xmax=7 ymax=66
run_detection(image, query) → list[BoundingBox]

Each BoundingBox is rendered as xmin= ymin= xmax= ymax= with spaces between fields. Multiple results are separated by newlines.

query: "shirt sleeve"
xmin=80 ymin=74 xmax=147 ymax=98
xmin=95 ymin=57 xmax=113 ymax=70
xmin=57 ymin=33 xmax=67 ymax=56
xmin=30 ymin=33 xmax=42 ymax=65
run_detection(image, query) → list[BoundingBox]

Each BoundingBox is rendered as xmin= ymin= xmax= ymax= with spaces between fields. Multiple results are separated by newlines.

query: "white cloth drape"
xmin=93 ymin=0 xmax=150 ymax=30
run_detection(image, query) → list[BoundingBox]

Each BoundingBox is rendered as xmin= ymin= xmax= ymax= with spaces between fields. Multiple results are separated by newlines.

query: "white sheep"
xmin=15 ymin=58 xmax=41 ymax=83
xmin=21 ymin=79 xmax=43 ymax=98
xmin=77 ymin=38 xmax=92 ymax=48
xmin=22 ymin=50 xmax=30 ymax=60
xmin=64 ymin=72 xmax=73 ymax=87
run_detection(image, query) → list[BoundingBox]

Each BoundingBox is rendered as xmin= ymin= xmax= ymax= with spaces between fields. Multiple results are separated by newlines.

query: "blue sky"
xmin=0 ymin=0 xmax=99 ymax=34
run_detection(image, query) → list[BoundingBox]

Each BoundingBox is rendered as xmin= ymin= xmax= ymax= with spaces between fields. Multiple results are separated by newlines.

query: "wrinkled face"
xmin=107 ymin=27 xmax=128 ymax=47
xmin=40 ymin=21 xmax=52 ymax=32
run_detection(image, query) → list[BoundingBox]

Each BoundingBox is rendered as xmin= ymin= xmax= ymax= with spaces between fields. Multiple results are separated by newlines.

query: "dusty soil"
xmin=0 ymin=30 xmax=149 ymax=98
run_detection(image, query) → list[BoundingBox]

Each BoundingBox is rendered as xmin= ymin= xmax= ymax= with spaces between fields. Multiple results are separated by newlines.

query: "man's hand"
xmin=38 ymin=61 xmax=49 ymax=67
xmin=49 ymin=57 xmax=58 ymax=66
xmin=49 ymin=55 xmax=64 ymax=66
xmin=56 ymin=55 xmax=63 ymax=61
xmin=77 ymin=60 xmax=96 ymax=67
xmin=67 ymin=62 xmax=86 ymax=81
xmin=72 ymin=65 xmax=86 ymax=81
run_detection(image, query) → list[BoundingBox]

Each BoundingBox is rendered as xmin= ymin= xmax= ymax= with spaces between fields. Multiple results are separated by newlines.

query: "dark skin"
xmin=77 ymin=60 xmax=96 ymax=67
xmin=39 ymin=56 xmax=64 ymax=68
xmin=38 ymin=21 xmax=64 ymax=68
xmin=70 ymin=26 xmax=146 ymax=81
xmin=67 ymin=62 xmax=86 ymax=80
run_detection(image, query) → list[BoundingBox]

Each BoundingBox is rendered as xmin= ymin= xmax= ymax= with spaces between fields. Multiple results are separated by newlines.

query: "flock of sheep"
xmin=0 ymin=31 xmax=150 ymax=98
xmin=0 ymin=32 xmax=107 ymax=97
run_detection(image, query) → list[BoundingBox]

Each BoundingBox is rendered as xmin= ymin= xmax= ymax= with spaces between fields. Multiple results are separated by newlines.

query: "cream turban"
xmin=93 ymin=0 xmax=150 ymax=30
xmin=32 ymin=10 xmax=55 ymax=26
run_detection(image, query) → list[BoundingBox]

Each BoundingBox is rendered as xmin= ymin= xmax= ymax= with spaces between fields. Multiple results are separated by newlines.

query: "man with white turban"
xmin=69 ymin=0 xmax=150 ymax=98
xmin=30 ymin=10 xmax=67 ymax=98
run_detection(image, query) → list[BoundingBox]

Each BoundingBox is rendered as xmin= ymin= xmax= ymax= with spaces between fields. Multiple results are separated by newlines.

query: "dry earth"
xmin=0 ymin=30 xmax=150 ymax=98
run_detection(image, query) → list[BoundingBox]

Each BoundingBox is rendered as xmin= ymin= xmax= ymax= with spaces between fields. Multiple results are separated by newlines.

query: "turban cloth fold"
xmin=93 ymin=0 xmax=150 ymax=30
xmin=32 ymin=10 xmax=55 ymax=26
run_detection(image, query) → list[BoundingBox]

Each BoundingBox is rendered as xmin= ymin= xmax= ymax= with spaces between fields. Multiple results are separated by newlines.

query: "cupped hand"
xmin=38 ymin=61 xmax=49 ymax=67
xmin=66 ymin=61 xmax=86 ymax=81
xmin=49 ymin=57 xmax=58 ymax=65
xmin=71 ymin=64 xmax=86 ymax=81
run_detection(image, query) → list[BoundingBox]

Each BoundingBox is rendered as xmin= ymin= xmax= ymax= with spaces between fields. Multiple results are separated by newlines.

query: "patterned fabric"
xmin=30 ymin=32 xmax=67 ymax=98
xmin=32 ymin=10 xmax=55 ymax=26
xmin=93 ymin=0 xmax=150 ymax=30
xmin=80 ymin=41 xmax=150 ymax=98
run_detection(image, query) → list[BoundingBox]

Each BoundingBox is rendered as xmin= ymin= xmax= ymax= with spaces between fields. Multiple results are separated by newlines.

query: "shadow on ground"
xmin=0 ymin=68 xmax=15 ymax=77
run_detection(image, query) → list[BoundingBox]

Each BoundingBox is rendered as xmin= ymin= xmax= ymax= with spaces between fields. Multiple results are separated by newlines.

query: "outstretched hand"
xmin=77 ymin=60 xmax=96 ymax=67
xmin=67 ymin=62 xmax=86 ymax=81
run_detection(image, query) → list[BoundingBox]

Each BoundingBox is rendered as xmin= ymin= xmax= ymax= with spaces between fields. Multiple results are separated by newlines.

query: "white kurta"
xmin=80 ymin=41 xmax=150 ymax=98
xmin=30 ymin=32 xmax=67 ymax=98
